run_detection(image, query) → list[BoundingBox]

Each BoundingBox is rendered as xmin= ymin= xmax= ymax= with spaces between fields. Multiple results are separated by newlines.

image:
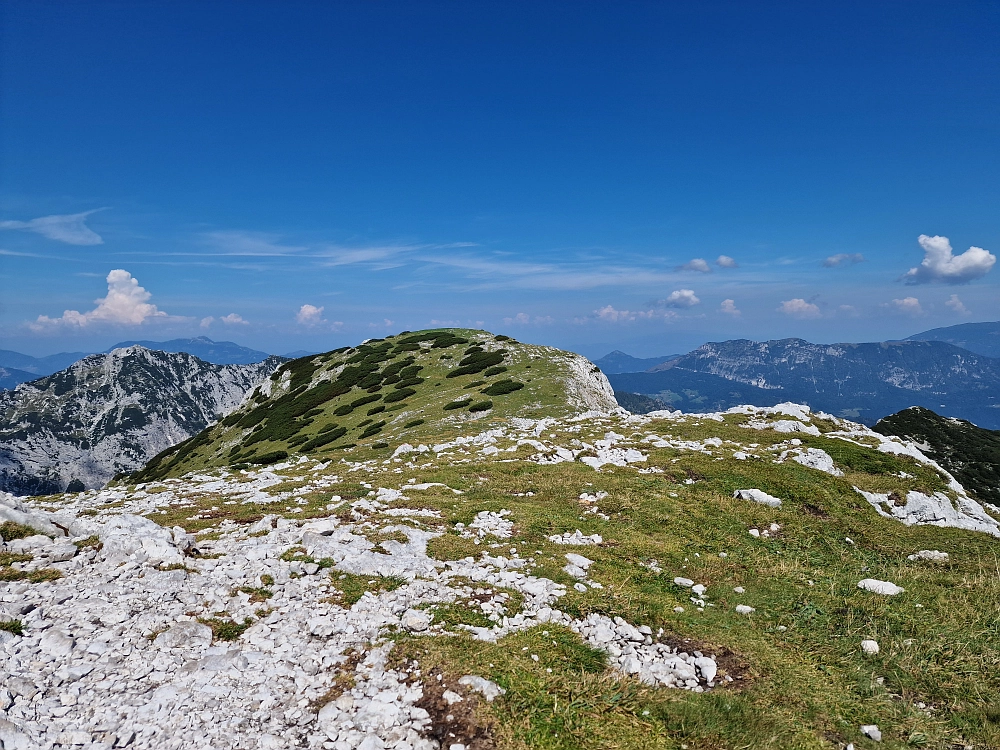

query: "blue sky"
xmin=1 ymin=1 xmax=998 ymax=358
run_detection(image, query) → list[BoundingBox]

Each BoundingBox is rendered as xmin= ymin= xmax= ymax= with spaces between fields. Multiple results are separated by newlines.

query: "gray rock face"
xmin=0 ymin=346 xmax=282 ymax=493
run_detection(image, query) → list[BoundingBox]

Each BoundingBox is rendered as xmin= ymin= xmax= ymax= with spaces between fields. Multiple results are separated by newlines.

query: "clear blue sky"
xmin=1 ymin=1 xmax=998 ymax=358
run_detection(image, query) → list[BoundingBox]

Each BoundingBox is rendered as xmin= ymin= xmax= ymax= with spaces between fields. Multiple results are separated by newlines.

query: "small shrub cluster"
xmin=481 ymin=379 xmax=525 ymax=396
xmin=383 ymin=388 xmax=416 ymax=404
xmin=483 ymin=366 xmax=507 ymax=377
xmin=199 ymin=617 xmax=253 ymax=642
xmin=444 ymin=398 xmax=473 ymax=411
xmin=0 ymin=619 xmax=23 ymax=636
xmin=299 ymin=427 xmax=348 ymax=453
xmin=446 ymin=349 xmax=506 ymax=378
xmin=404 ymin=419 xmax=425 ymax=428
xmin=360 ymin=421 xmax=386 ymax=439
xmin=468 ymin=400 xmax=493 ymax=413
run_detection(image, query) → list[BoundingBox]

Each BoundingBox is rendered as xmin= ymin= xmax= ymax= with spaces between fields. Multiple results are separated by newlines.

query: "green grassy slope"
xmin=129 ymin=328 xmax=611 ymax=482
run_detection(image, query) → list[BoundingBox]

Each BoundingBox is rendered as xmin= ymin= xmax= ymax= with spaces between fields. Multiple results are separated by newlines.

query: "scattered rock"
xmin=733 ymin=489 xmax=783 ymax=508
xmin=860 ymin=639 xmax=880 ymax=656
xmin=154 ymin=621 xmax=214 ymax=649
xmin=857 ymin=579 xmax=905 ymax=596
xmin=457 ymin=675 xmax=506 ymax=702
xmin=861 ymin=724 xmax=882 ymax=741
xmin=735 ymin=605 xmax=755 ymax=615
xmin=907 ymin=550 xmax=949 ymax=562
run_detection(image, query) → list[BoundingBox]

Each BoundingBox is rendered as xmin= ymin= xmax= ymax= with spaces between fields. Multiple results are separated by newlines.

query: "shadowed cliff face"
xmin=0 ymin=347 xmax=283 ymax=494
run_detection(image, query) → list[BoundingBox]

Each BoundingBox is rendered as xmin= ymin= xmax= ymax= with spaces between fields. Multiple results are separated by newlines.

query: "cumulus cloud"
xmin=887 ymin=297 xmax=923 ymax=316
xmin=659 ymin=289 xmax=700 ymax=308
xmin=778 ymin=298 xmax=821 ymax=319
xmin=945 ymin=294 xmax=970 ymax=315
xmin=903 ymin=234 xmax=995 ymax=284
xmin=719 ymin=299 xmax=741 ymax=316
xmin=677 ymin=258 xmax=711 ymax=273
xmin=31 ymin=270 xmax=166 ymax=329
xmin=220 ymin=313 xmax=248 ymax=325
xmin=823 ymin=253 xmax=864 ymax=267
xmin=0 ymin=209 xmax=106 ymax=245
xmin=716 ymin=255 xmax=738 ymax=268
xmin=200 ymin=316 xmax=214 ymax=329
xmin=296 ymin=304 xmax=326 ymax=325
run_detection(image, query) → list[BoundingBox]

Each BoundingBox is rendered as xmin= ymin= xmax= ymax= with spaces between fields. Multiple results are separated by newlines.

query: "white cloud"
xmin=838 ymin=304 xmax=859 ymax=317
xmin=220 ymin=313 xmax=248 ymax=325
xmin=0 ymin=209 xmax=106 ymax=245
xmin=716 ymin=255 xmax=738 ymax=268
xmin=778 ymin=298 xmax=821 ymax=319
xmin=368 ymin=318 xmax=394 ymax=328
xmin=200 ymin=316 xmax=214 ymax=329
xmin=591 ymin=305 xmax=679 ymax=323
xmin=296 ymin=304 xmax=325 ymax=325
xmin=903 ymin=234 xmax=995 ymax=284
xmin=504 ymin=312 xmax=531 ymax=325
xmin=660 ymin=289 xmax=700 ymax=308
xmin=944 ymin=294 xmax=970 ymax=315
xmin=887 ymin=297 xmax=923 ymax=316
xmin=677 ymin=258 xmax=711 ymax=273
xmin=202 ymin=230 xmax=305 ymax=256
xmin=31 ymin=270 xmax=167 ymax=329
xmin=719 ymin=299 xmax=741 ymax=316
xmin=502 ymin=312 xmax=554 ymax=325
xmin=823 ymin=253 xmax=864 ymax=267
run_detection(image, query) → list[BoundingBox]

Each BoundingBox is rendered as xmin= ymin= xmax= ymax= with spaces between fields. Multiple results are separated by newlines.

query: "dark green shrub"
xmin=383 ymin=388 xmax=415 ymax=404
xmin=360 ymin=421 xmax=386 ymax=438
xmin=372 ymin=442 xmax=389 ymax=449
xmin=367 ymin=405 xmax=386 ymax=415
xmin=357 ymin=419 xmax=373 ymax=428
xmin=404 ymin=419 xmax=425 ymax=428
xmin=445 ymin=350 xmax=505 ymax=378
xmin=483 ymin=366 xmax=507 ymax=377
xmin=334 ymin=404 xmax=354 ymax=416
xmin=247 ymin=451 xmax=288 ymax=465
xmin=481 ymin=379 xmax=524 ymax=396
xmin=398 ymin=365 xmax=424 ymax=379
xmin=287 ymin=435 xmax=309 ymax=447
xmin=394 ymin=377 xmax=424 ymax=389
xmin=0 ymin=619 xmax=23 ymax=636
xmin=468 ymin=400 xmax=493 ymax=413
xmin=463 ymin=381 xmax=486 ymax=389
xmin=299 ymin=427 xmax=348 ymax=452
xmin=66 ymin=479 xmax=85 ymax=493
xmin=444 ymin=398 xmax=472 ymax=411
xmin=318 ymin=422 xmax=341 ymax=433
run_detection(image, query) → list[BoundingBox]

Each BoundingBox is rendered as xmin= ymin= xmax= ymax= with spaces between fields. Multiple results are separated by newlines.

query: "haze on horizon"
xmin=1 ymin=1 xmax=997 ymax=359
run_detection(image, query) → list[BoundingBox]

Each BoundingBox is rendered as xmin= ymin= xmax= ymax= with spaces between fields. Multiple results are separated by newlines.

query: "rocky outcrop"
xmin=0 ymin=347 xmax=282 ymax=494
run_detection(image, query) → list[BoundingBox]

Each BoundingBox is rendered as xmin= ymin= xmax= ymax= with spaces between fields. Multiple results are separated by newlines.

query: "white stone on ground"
xmin=733 ymin=489 xmax=782 ymax=508
xmin=857 ymin=579 xmax=905 ymax=596
xmin=860 ymin=640 xmax=880 ymax=656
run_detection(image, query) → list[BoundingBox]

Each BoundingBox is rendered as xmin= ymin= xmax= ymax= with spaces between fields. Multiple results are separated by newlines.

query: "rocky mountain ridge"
xmin=608 ymin=337 xmax=1000 ymax=428
xmin=0 ymin=346 xmax=283 ymax=494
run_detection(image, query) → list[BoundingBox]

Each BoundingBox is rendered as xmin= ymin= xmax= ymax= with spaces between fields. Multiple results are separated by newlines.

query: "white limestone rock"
xmin=733 ymin=489 xmax=782 ymax=508
xmin=857 ymin=579 xmax=905 ymax=596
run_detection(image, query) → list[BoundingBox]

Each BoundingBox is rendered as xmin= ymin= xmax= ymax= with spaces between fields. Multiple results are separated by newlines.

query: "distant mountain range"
xmin=592 ymin=350 xmax=679 ymax=374
xmin=608 ymin=338 xmax=1000 ymax=429
xmin=0 ymin=337 xmax=277 ymax=389
xmin=906 ymin=320 xmax=1000 ymax=358
xmin=0 ymin=346 xmax=283 ymax=494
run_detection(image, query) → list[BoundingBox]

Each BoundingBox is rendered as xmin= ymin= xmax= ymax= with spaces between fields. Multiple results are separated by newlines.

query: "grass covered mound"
xmin=129 ymin=328 xmax=613 ymax=481
xmin=875 ymin=406 xmax=1000 ymax=506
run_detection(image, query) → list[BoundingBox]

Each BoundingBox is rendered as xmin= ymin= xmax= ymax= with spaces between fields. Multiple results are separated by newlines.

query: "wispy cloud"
xmin=0 ymin=209 xmax=106 ymax=245
xmin=202 ymin=230 xmax=306 ymax=256
xmin=30 ymin=269 xmax=169 ymax=330
xmin=903 ymin=234 xmax=995 ymax=284
xmin=823 ymin=253 xmax=864 ymax=267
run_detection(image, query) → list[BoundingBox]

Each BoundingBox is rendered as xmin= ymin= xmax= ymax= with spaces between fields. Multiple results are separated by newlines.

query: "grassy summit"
xmin=58 ymin=330 xmax=1000 ymax=748
xmin=130 ymin=328 xmax=613 ymax=482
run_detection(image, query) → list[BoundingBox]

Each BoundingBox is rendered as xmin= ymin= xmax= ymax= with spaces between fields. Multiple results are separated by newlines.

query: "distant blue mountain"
xmin=0 ymin=366 xmax=39 ymax=391
xmin=608 ymin=337 xmax=1000 ymax=429
xmin=106 ymin=336 xmax=273 ymax=365
xmin=906 ymin=320 xmax=1000 ymax=358
xmin=0 ymin=349 xmax=91 ymax=377
xmin=592 ymin=350 xmax=680 ymax=374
